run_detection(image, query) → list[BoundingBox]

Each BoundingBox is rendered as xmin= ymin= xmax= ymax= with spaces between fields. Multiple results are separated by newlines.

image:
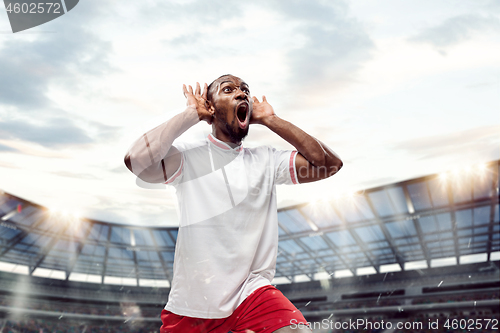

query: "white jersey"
xmin=164 ymin=133 xmax=298 ymax=318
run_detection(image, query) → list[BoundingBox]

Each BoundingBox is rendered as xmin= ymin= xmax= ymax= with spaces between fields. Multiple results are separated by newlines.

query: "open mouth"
xmin=236 ymin=102 xmax=249 ymax=129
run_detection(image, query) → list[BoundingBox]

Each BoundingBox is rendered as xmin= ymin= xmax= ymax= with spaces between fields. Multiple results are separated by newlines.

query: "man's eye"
xmin=243 ymin=89 xmax=250 ymax=94
xmin=223 ymin=87 xmax=231 ymax=92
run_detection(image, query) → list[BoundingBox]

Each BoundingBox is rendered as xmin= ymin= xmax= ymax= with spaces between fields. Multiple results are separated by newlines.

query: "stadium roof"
xmin=0 ymin=160 xmax=498 ymax=287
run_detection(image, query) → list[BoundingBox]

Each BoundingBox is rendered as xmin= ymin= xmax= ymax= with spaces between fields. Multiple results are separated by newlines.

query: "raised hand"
xmin=251 ymin=95 xmax=276 ymax=125
xmin=183 ymin=82 xmax=214 ymax=125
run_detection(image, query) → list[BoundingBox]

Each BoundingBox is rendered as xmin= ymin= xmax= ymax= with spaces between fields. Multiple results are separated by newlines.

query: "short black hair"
xmin=207 ymin=74 xmax=234 ymax=103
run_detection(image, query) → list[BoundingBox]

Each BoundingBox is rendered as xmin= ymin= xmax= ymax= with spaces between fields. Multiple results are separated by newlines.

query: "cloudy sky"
xmin=0 ymin=0 xmax=498 ymax=226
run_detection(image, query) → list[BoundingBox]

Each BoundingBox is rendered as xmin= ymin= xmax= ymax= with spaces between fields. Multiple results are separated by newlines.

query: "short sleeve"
xmin=164 ymin=152 xmax=184 ymax=186
xmin=273 ymin=149 xmax=299 ymax=185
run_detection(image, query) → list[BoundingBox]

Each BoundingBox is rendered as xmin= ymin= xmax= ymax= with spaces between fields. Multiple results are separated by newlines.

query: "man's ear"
xmin=206 ymin=100 xmax=216 ymax=116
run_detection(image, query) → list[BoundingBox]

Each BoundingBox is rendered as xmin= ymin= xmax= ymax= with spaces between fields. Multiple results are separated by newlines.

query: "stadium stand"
xmin=0 ymin=160 xmax=498 ymax=332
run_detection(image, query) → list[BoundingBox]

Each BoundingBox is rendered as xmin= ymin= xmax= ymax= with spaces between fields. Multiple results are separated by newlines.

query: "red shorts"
xmin=160 ymin=285 xmax=308 ymax=333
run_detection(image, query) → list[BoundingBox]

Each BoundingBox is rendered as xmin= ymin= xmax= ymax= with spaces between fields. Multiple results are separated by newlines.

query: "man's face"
xmin=210 ymin=75 xmax=252 ymax=143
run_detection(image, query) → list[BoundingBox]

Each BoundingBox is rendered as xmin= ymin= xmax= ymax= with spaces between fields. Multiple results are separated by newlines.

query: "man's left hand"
xmin=251 ymin=96 xmax=276 ymax=125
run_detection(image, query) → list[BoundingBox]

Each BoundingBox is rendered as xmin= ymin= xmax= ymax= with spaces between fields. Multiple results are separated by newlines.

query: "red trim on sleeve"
xmin=165 ymin=155 xmax=184 ymax=184
xmin=289 ymin=151 xmax=298 ymax=185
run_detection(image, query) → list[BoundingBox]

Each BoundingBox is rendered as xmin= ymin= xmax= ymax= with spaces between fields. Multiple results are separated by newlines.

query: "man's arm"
xmin=251 ymin=96 xmax=342 ymax=183
xmin=125 ymin=83 xmax=213 ymax=183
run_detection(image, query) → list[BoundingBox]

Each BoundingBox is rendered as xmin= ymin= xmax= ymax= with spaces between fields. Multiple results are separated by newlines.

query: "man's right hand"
xmin=183 ymin=82 xmax=214 ymax=125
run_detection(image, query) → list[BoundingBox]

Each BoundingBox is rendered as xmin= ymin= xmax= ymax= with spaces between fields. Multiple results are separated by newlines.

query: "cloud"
xmin=110 ymin=164 xmax=129 ymax=174
xmin=393 ymin=125 xmax=500 ymax=161
xmin=49 ymin=171 xmax=101 ymax=180
xmin=167 ymin=33 xmax=202 ymax=47
xmin=85 ymin=119 xmax=121 ymax=142
xmin=0 ymin=143 xmax=19 ymax=152
xmin=0 ymin=117 xmax=91 ymax=147
xmin=140 ymin=1 xmax=243 ymax=27
xmin=465 ymin=81 xmax=497 ymax=89
xmin=152 ymin=0 xmax=373 ymax=95
xmin=0 ymin=2 xmax=114 ymax=109
xmin=0 ymin=161 xmax=20 ymax=169
xmin=0 ymin=115 xmax=119 ymax=148
xmin=267 ymin=0 xmax=374 ymax=104
xmin=487 ymin=0 xmax=500 ymax=13
xmin=409 ymin=14 xmax=500 ymax=50
xmin=136 ymin=0 xmax=247 ymax=63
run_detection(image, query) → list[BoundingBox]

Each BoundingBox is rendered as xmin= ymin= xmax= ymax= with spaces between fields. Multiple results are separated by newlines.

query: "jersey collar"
xmin=208 ymin=134 xmax=243 ymax=152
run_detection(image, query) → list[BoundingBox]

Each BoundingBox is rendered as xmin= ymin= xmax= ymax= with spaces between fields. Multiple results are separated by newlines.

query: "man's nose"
xmin=235 ymin=88 xmax=247 ymax=100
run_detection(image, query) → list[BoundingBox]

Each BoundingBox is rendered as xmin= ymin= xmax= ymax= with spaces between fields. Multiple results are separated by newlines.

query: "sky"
xmin=0 ymin=0 xmax=499 ymax=227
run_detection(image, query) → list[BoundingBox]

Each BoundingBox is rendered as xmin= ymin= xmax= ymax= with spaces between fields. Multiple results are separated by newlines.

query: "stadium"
xmin=0 ymin=160 xmax=498 ymax=333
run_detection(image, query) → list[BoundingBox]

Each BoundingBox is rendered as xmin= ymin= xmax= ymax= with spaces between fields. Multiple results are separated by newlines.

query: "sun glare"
xmin=439 ymin=172 xmax=447 ymax=181
xmin=477 ymin=163 xmax=487 ymax=172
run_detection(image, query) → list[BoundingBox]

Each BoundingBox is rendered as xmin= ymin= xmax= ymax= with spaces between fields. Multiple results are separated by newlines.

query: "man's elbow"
xmin=336 ymin=158 xmax=343 ymax=172
xmin=327 ymin=157 xmax=343 ymax=177
xmin=124 ymin=153 xmax=133 ymax=173
xmin=309 ymin=151 xmax=327 ymax=168
xmin=124 ymin=154 xmax=154 ymax=182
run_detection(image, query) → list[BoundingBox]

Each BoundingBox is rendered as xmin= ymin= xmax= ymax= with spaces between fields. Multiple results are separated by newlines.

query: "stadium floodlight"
xmin=304 ymin=216 xmax=319 ymax=232
xmin=69 ymin=273 xmax=101 ymax=284
xmin=293 ymin=274 xmax=311 ymax=283
xmin=334 ymin=269 xmax=353 ymax=278
xmin=356 ymin=266 xmax=377 ymax=276
xmin=1 ymin=209 xmax=17 ymax=221
xmin=439 ymin=172 xmax=447 ymax=182
xmin=313 ymin=271 xmax=331 ymax=281
xmin=460 ymin=253 xmax=487 ymax=265
xmin=48 ymin=206 xmax=60 ymax=214
xmin=307 ymin=198 xmax=323 ymax=209
xmin=71 ymin=211 xmax=81 ymax=219
xmin=47 ymin=206 xmax=83 ymax=231
xmin=104 ymin=276 xmax=137 ymax=286
xmin=32 ymin=268 xmax=66 ymax=280
xmin=404 ymin=260 xmax=427 ymax=271
xmin=48 ymin=206 xmax=77 ymax=217
xmin=139 ymin=279 xmax=170 ymax=288
xmin=380 ymin=263 xmax=402 ymax=273
xmin=490 ymin=251 xmax=500 ymax=261
xmin=431 ymin=256 xmax=457 ymax=268
xmin=0 ymin=261 xmax=29 ymax=275
xmin=271 ymin=277 xmax=291 ymax=285
xmin=346 ymin=190 xmax=356 ymax=199
xmin=130 ymin=229 xmax=136 ymax=246
xmin=0 ymin=261 xmax=17 ymax=273
xmin=477 ymin=163 xmax=487 ymax=172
